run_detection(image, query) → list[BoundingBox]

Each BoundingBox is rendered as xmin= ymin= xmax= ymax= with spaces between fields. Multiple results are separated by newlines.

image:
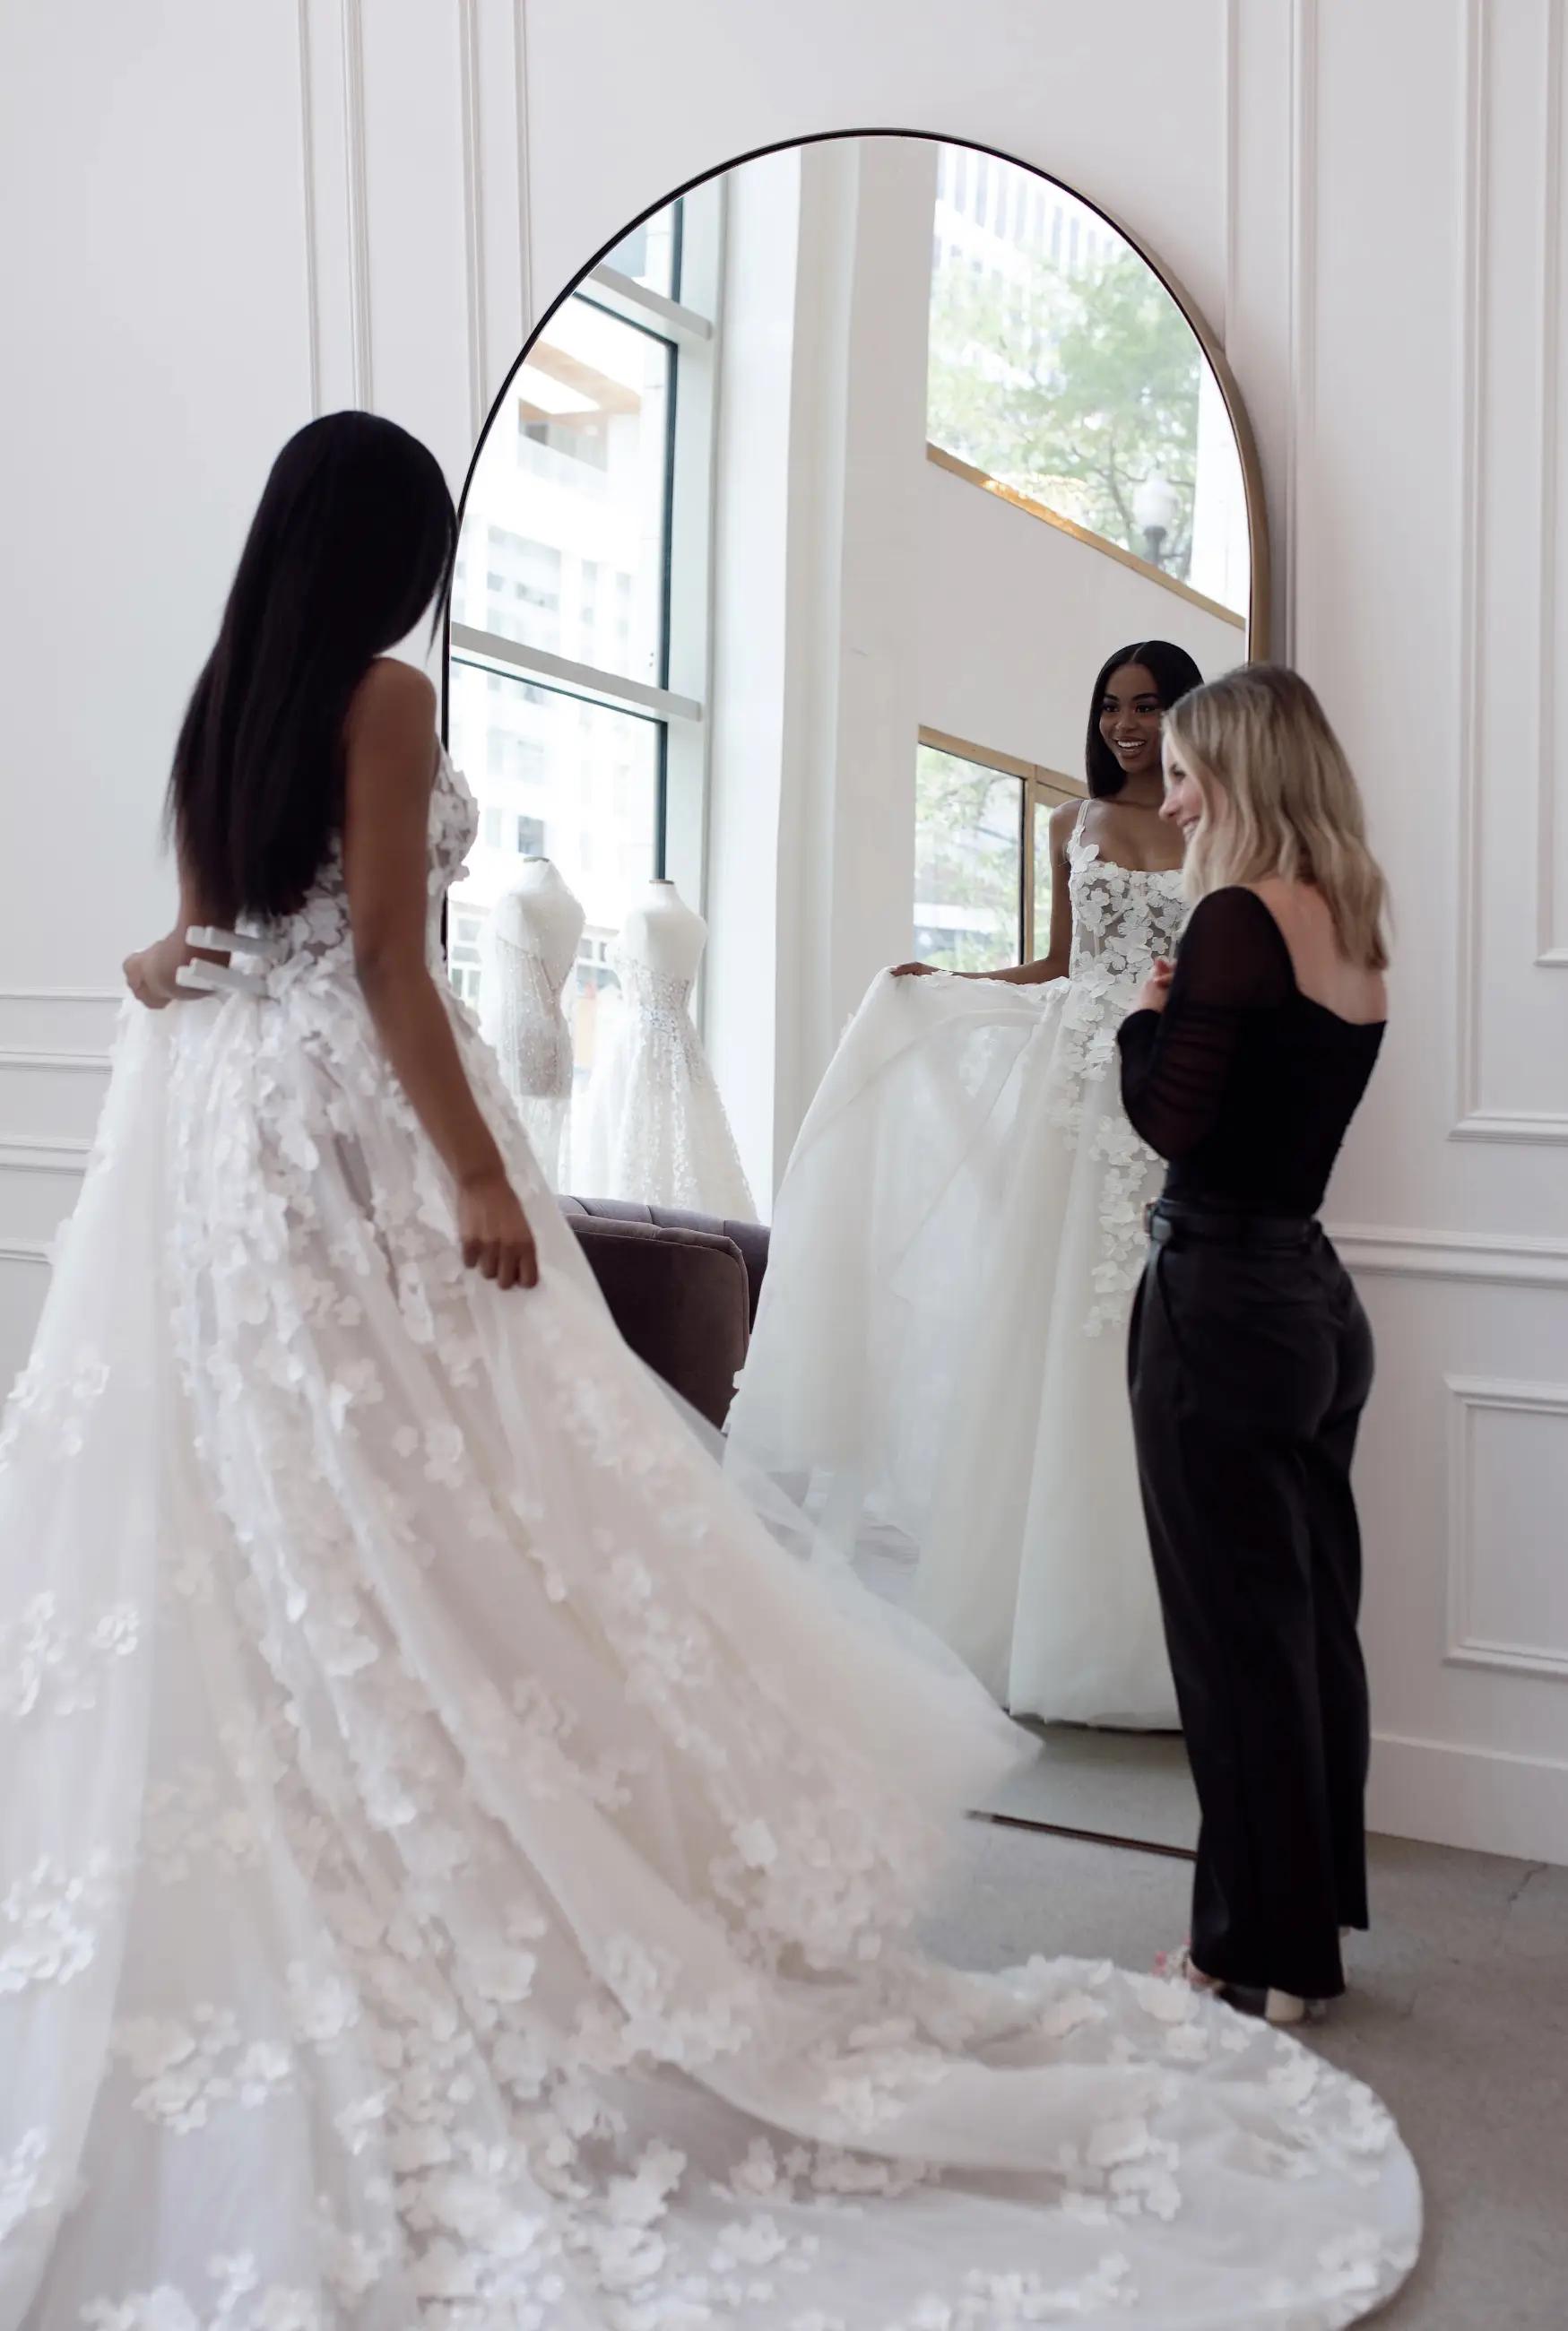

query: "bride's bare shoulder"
xmin=343 ymin=661 xmax=439 ymax=793
xmin=350 ymin=657 xmax=437 ymax=728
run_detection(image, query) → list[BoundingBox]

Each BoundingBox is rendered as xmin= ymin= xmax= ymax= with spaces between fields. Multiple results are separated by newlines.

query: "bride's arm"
xmin=892 ymin=797 xmax=1076 ymax=984
xmin=342 ymin=660 xmax=537 ymax=1291
xmin=123 ymin=849 xmax=232 ymax=1009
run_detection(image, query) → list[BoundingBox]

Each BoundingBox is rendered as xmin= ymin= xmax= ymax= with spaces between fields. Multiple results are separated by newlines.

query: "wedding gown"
xmin=575 ymin=882 xmax=756 ymax=1218
xmin=478 ymin=861 xmax=584 ymax=1191
xmin=728 ymin=805 xmax=1184 ymax=1726
xmin=0 ymin=752 xmax=1419 ymax=2327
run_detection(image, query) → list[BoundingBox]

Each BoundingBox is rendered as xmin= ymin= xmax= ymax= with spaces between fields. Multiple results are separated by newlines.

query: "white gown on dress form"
xmin=575 ymin=880 xmax=756 ymax=1218
xmin=478 ymin=859 xmax=585 ymax=1191
xmin=729 ymin=803 xmax=1184 ymax=1727
xmin=0 ymin=754 xmax=1419 ymax=2328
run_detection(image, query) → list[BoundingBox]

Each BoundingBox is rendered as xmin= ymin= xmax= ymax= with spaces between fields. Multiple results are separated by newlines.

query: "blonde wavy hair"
xmin=1165 ymin=663 xmax=1390 ymax=971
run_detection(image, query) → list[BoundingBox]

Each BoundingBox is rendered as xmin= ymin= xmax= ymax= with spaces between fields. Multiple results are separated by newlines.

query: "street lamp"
xmin=1134 ymin=472 xmax=1182 ymax=570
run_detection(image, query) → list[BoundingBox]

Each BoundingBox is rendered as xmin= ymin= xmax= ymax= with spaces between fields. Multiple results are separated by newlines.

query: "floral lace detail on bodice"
xmin=1065 ymin=811 xmax=1189 ymax=990
xmin=235 ymin=747 xmax=477 ymax=990
xmin=1056 ymin=808 xmax=1189 ymax=1336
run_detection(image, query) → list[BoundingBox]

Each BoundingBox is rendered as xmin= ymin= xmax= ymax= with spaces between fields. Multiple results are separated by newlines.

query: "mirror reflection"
xmin=448 ymin=132 xmax=1262 ymax=1850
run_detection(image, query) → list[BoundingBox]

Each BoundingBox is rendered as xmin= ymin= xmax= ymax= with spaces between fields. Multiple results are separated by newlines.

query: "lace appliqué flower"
xmin=1047 ymin=837 xmax=1187 ymax=1339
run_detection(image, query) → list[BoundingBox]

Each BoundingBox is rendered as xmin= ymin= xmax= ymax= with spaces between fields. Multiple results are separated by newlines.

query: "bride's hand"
xmin=123 ymin=932 xmax=195 ymax=1010
xmin=890 ymin=961 xmax=940 ymax=978
xmin=457 ymin=1167 xmax=539 ymax=1291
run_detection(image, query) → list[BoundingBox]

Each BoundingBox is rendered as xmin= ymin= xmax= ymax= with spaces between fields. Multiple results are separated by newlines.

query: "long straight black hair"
xmin=167 ymin=412 xmax=457 ymax=924
xmin=1085 ymin=638 xmax=1205 ymax=798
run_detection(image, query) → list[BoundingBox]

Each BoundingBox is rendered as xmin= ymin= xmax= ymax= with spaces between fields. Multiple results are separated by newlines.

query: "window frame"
xmin=447 ymin=178 xmax=725 ymax=925
xmin=915 ymin=724 xmax=1083 ymax=965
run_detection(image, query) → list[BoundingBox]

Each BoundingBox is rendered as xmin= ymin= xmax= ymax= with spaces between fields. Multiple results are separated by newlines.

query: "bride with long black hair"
xmin=0 ymin=414 xmax=1417 ymax=2327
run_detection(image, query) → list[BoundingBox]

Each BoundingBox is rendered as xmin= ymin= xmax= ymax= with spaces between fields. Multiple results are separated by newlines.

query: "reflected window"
xmin=914 ymin=737 xmax=1080 ymax=970
xmin=448 ymin=663 xmax=660 ymax=1093
xmin=925 ymin=143 xmax=1248 ymax=613
xmin=914 ymin=743 xmax=1024 ymax=972
xmin=467 ymin=305 xmax=671 ymax=690
xmin=449 ymin=181 xmax=722 ymax=1029
xmin=604 ymin=199 xmax=681 ymax=302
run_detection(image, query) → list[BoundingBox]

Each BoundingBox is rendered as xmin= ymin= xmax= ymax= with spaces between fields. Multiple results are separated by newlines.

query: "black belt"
xmin=1144 ymin=1198 xmax=1319 ymax=1252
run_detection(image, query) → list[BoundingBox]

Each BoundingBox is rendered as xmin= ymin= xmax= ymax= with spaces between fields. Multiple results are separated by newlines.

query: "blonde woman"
xmin=1118 ymin=663 xmax=1389 ymax=2029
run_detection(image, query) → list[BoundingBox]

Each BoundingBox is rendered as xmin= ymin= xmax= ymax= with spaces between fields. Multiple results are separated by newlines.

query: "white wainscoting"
xmin=1444 ymin=1375 xmax=1568 ymax=1682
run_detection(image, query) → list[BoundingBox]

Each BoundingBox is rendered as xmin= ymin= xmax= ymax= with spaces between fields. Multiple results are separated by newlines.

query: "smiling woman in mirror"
xmin=892 ymin=641 xmax=1197 ymax=990
xmin=731 ymin=639 xmax=1205 ymax=1730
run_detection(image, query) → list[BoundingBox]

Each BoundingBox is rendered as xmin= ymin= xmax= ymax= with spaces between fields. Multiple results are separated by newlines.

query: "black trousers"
xmin=1128 ymin=1203 xmax=1373 ymax=2000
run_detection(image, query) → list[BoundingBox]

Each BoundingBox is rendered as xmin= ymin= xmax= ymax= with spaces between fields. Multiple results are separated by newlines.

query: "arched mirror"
xmin=447 ymin=131 xmax=1265 ymax=1186
xmin=446 ymin=133 xmax=1269 ymax=1852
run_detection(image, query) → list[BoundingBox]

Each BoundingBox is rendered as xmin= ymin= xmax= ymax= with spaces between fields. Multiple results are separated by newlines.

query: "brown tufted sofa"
xmin=559 ymin=1197 xmax=770 ymax=1431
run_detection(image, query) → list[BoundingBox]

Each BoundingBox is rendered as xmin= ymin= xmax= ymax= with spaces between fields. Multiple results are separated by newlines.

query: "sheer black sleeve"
xmin=1116 ymin=888 xmax=1294 ymax=1161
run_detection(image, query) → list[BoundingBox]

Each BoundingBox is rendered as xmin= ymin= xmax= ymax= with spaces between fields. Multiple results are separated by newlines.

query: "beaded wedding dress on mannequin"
xmin=575 ymin=879 xmax=756 ymax=1217
xmin=0 ymin=756 xmax=1419 ymax=2327
xmin=730 ymin=802 xmax=1185 ymax=1727
xmin=478 ymin=859 xmax=584 ymax=1190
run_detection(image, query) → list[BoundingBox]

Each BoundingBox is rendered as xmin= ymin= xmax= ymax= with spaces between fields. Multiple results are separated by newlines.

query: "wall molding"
xmin=1451 ymin=1106 xmax=1568 ymax=1145
xmin=1453 ymin=0 xmax=1568 ymax=1138
xmin=295 ymin=0 xmax=324 ymax=413
xmin=295 ymin=0 xmax=374 ymax=411
xmin=0 ymin=988 xmax=120 ymax=1004
xmin=0 ymin=1240 xmax=50 ymax=1270
xmin=514 ymin=0 xmax=533 ymax=333
xmin=341 ymin=0 xmax=373 ymax=403
xmin=0 ymin=1050 xmax=112 ymax=1077
xmin=1220 ymin=0 xmax=1240 ymax=351
xmin=457 ymin=0 xmax=487 ymax=440
xmin=1284 ymin=0 xmax=1318 ymax=665
xmin=0 ymin=1139 xmax=91 ymax=1177
xmin=1445 ymin=1372 xmax=1568 ymax=1682
xmin=1331 ymin=1223 xmax=1568 ymax=1288
xmin=1369 ymin=1729 xmax=1568 ymax=1864
xmin=452 ymin=0 xmax=536 ymax=444
xmin=1453 ymin=0 xmax=1489 ymax=1137
xmin=1535 ymin=0 xmax=1565 ymax=965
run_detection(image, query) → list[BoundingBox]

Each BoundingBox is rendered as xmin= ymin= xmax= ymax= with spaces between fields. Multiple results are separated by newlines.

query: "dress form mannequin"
xmin=618 ymin=879 xmax=707 ymax=989
xmin=575 ymin=878 xmax=756 ymax=1217
xmin=479 ymin=859 xmax=585 ymax=1190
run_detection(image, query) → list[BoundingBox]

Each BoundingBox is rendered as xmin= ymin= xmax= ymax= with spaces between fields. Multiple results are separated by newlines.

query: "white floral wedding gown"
xmin=729 ymin=806 xmax=1185 ymax=1727
xmin=574 ymin=906 xmax=755 ymax=1220
xmin=0 ymin=754 xmax=1418 ymax=2327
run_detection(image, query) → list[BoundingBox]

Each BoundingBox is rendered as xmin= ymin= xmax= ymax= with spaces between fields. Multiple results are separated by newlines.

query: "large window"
xmin=913 ymin=732 xmax=1079 ymax=972
xmin=447 ymin=185 xmax=723 ymax=1065
xmin=924 ymin=144 xmax=1246 ymax=612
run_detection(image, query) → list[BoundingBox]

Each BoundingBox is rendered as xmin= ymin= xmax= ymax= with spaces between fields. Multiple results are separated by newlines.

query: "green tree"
xmin=913 ymin=749 xmax=1023 ymax=972
xmin=928 ymin=250 xmax=1201 ymax=576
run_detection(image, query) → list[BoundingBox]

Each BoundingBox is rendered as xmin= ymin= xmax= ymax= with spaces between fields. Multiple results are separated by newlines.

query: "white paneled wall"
xmin=1 ymin=0 xmax=1565 ymax=1858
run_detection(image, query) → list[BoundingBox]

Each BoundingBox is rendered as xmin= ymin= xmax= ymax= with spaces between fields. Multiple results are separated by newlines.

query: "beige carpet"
xmin=921 ymin=1816 xmax=1568 ymax=2329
